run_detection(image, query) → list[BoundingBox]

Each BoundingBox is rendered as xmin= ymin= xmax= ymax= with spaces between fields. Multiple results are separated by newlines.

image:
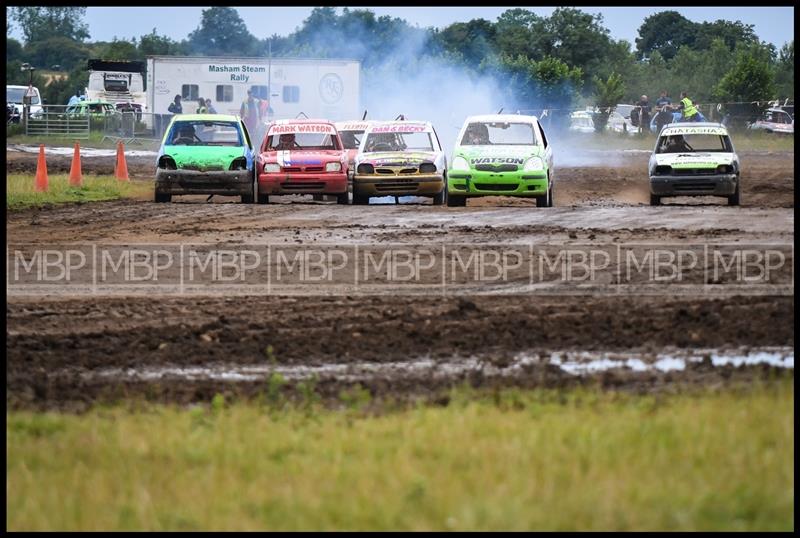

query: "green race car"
xmin=447 ymin=114 xmax=554 ymax=207
xmin=154 ymin=114 xmax=256 ymax=203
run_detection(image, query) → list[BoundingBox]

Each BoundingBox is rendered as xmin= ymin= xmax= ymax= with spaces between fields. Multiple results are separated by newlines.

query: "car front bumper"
xmin=155 ymin=168 xmax=254 ymax=196
xmin=353 ymin=174 xmax=445 ymax=196
xmin=447 ymin=170 xmax=548 ymax=196
xmin=258 ymin=173 xmax=347 ymax=195
xmin=650 ymin=174 xmax=738 ymax=196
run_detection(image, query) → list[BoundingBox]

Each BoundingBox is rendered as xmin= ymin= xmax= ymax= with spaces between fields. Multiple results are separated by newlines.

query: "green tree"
xmin=713 ymin=47 xmax=777 ymax=103
xmin=541 ymin=8 xmax=614 ymax=83
xmin=187 ymin=7 xmax=260 ymax=56
xmin=25 ymin=36 xmax=90 ymax=72
xmin=432 ymin=18 xmax=496 ymax=65
xmin=7 ymin=37 xmax=24 ymax=62
xmin=9 ymin=7 xmax=90 ymax=44
xmin=774 ymin=41 xmax=794 ymax=99
xmin=694 ymin=20 xmax=759 ymax=52
xmin=139 ymin=29 xmax=185 ymax=57
xmin=635 ymin=11 xmax=697 ymax=60
xmin=493 ymin=9 xmax=544 ymax=60
xmin=96 ymin=38 xmax=141 ymax=61
xmin=592 ymin=72 xmax=625 ymax=132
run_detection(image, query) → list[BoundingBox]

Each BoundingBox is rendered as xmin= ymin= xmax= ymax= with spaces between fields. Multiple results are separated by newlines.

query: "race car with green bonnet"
xmin=154 ymin=114 xmax=256 ymax=203
xmin=447 ymin=114 xmax=554 ymax=207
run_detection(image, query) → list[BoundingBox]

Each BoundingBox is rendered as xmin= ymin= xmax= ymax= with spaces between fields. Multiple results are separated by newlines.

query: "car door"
xmin=535 ymin=120 xmax=553 ymax=172
xmin=430 ymin=125 xmax=447 ymax=170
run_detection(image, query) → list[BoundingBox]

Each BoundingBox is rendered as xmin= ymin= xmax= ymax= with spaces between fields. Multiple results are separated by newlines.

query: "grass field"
xmin=7 ymin=381 xmax=794 ymax=531
xmin=7 ymin=174 xmax=152 ymax=210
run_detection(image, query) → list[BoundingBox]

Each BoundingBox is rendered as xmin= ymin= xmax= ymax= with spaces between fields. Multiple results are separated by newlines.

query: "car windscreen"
xmin=265 ymin=132 xmax=340 ymax=151
xmin=7 ymin=87 xmax=39 ymax=105
xmin=339 ymin=130 xmax=364 ymax=150
xmin=656 ymin=134 xmax=733 ymax=154
xmin=363 ymin=132 xmax=434 ymax=152
xmin=460 ymin=122 xmax=537 ymax=146
xmin=167 ymin=121 xmax=243 ymax=147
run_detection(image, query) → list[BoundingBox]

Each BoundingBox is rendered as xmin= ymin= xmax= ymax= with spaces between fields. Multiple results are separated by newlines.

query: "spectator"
xmin=196 ymin=97 xmax=208 ymax=114
xmin=676 ymin=91 xmax=701 ymax=122
xmin=205 ymin=99 xmax=216 ymax=114
xmin=167 ymin=94 xmax=183 ymax=115
xmin=636 ymin=95 xmax=651 ymax=134
xmin=655 ymin=90 xmax=671 ymax=108
xmin=67 ymin=89 xmax=81 ymax=106
xmin=240 ymin=89 xmax=262 ymax=140
xmin=654 ymin=104 xmax=674 ymax=134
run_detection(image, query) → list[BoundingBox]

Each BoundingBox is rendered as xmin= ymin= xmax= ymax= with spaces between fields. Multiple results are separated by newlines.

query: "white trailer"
xmin=146 ymin=56 xmax=361 ymax=122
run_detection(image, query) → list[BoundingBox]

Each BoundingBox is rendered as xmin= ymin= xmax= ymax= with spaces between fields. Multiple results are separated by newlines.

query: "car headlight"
xmin=325 ymin=162 xmax=342 ymax=172
xmin=451 ymin=156 xmax=469 ymax=171
xmin=523 ymin=157 xmax=544 ymax=171
xmin=716 ymin=164 xmax=734 ymax=174
xmin=263 ymin=163 xmax=280 ymax=173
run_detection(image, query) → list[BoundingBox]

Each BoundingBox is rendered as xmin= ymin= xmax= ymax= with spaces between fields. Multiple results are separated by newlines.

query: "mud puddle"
xmin=79 ymin=347 xmax=794 ymax=383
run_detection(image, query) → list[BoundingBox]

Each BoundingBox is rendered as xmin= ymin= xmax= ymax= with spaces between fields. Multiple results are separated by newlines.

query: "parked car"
xmin=568 ymin=111 xmax=595 ymax=134
xmin=353 ymin=120 xmax=447 ymax=205
xmin=256 ymin=119 xmax=349 ymax=204
xmin=65 ymin=99 xmax=116 ymax=117
xmin=649 ymin=106 xmax=709 ymax=134
xmin=649 ymin=122 xmax=740 ymax=206
xmin=447 ymin=114 xmax=554 ymax=207
xmin=747 ymin=107 xmax=794 ymax=134
xmin=6 ymin=84 xmax=43 ymax=120
xmin=154 ymin=114 xmax=256 ymax=203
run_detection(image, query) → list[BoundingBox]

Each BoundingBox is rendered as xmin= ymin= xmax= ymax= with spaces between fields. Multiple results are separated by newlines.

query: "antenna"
xmin=395 ymin=114 xmax=405 ymax=120
xmin=497 ymin=107 xmax=504 ymax=114
xmin=296 ymin=112 xmax=309 ymax=119
xmin=362 ymin=110 xmax=368 ymax=120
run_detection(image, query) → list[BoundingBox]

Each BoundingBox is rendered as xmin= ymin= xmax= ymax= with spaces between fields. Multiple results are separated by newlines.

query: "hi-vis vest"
xmin=681 ymin=97 xmax=698 ymax=118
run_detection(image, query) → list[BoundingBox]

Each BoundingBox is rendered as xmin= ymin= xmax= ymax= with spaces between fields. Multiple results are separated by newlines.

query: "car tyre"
xmin=155 ymin=191 xmax=171 ymax=203
xmin=447 ymin=194 xmax=466 ymax=207
xmin=432 ymin=188 xmax=446 ymax=206
xmin=336 ymin=192 xmax=350 ymax=205
xmin=650 ymin=194 xmax=661 ymax=206
xmin=727 ymin=180 xmax=740 ymax=206
xmin=353 ymin=193 xmax=370 ymax=205
xmin=257 ymin=193 xmax=269 ymax=204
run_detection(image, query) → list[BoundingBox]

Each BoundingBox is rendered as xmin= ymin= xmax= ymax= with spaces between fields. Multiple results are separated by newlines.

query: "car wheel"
xmin=650 ymin=194 xmax=661 ymax=206
xmin=536 ymin=185 xmax=550 ymax=207
xmin=336 ymin=192 xmax=349 ymax=205
xmin=727 ymin=180 xmax=741 ymax=206
xmin=241 ymin=185 xmax=255 ymax=204
xmin=447 ymin=194 xmax=466 ymax=207
xmin=154 ymin=192 xmax=171 ymax=203
xmin=353 ymin=193 xmax=370 ymax=205
xmin=432 ymin=188 xmax=446 ymax=206
xmin=257 ymin=193 xmax=269 ymax=204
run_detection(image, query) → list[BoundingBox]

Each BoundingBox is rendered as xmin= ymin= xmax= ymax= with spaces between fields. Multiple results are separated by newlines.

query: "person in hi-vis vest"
xmin=676 ymin=91 xmax=700 ymax=122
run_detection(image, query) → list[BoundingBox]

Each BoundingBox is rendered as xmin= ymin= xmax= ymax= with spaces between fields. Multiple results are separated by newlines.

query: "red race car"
xmin=257 ymin=120 xmax=349 ymax=204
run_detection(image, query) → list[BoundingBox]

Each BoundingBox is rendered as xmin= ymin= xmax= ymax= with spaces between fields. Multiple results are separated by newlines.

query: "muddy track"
xmin=6 ymin=149 xmax=794 ymax=410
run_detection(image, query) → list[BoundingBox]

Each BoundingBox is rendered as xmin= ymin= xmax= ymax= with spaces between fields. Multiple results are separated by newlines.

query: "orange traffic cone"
xmin=115 ymin=141 xmax=129 ymax=181
xmin=35 ymin=144 xmax=48 ymax=192
xmin=69 ymin=142 xmax=83 ymax=187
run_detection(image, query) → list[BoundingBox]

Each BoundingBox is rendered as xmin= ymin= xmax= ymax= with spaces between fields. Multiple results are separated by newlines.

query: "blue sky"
xmin=7 ymin=6 xmax=795 ymax=49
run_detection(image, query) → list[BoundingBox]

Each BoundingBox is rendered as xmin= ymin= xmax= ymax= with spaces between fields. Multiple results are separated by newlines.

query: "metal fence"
xmin=100 ymin=112 xmax=175 ymax=145
xmin=25 ymin=105 xmax=90 ymax=139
